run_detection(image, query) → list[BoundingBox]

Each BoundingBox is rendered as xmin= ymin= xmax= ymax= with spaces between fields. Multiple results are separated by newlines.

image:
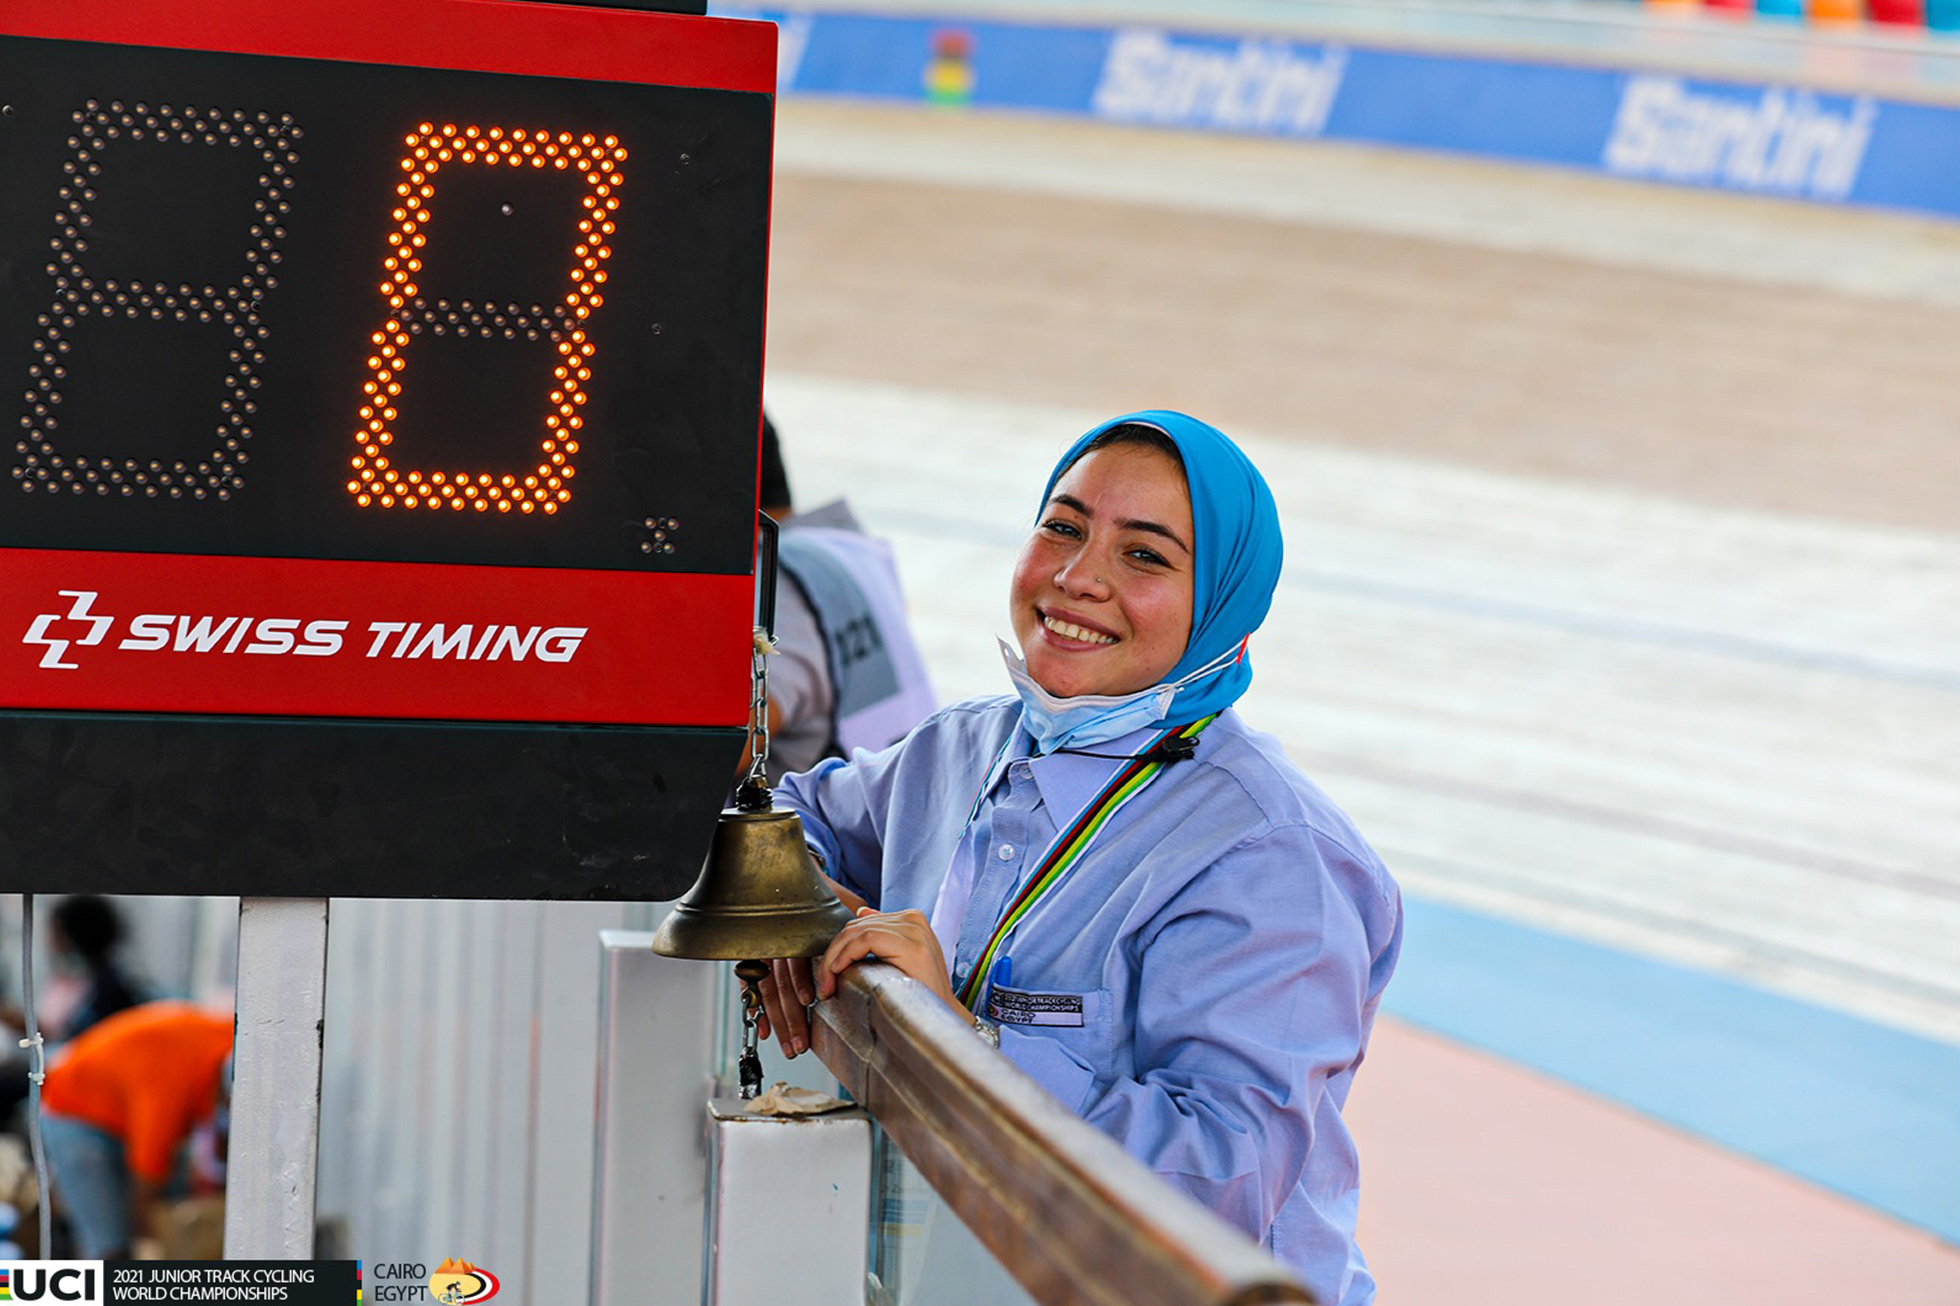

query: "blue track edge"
xmin=1381 ymin=896 xmax=1960 ymax=1243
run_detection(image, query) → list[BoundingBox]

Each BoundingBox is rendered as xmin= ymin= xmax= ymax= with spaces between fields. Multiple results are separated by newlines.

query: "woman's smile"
xmin=1038 ymin=611 xmax=1117 ymax=646
xmin=1010 ymin=442 xmax=1195 ymax=700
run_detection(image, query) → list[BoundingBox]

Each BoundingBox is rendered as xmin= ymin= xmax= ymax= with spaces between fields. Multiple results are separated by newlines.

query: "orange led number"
xmin=349 ymin=122 xmax=626 ymax=515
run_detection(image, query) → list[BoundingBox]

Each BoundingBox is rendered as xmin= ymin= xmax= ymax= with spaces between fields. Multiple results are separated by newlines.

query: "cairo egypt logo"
xmin=427 ymin=1261 xmax=498 ymax=1305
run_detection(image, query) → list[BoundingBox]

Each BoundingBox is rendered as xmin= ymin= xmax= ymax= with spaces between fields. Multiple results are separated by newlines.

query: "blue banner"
xmin=715 ymin=6 xmax=1960 ymax=220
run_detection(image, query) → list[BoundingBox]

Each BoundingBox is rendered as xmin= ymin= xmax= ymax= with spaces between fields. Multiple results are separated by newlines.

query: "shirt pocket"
xmin=989 ymin=984 xmax=1114 ymax=1070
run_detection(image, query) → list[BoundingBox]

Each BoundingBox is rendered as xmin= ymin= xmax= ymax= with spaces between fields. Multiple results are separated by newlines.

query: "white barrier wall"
xmin=316 ymin=898 xmax=661 ymax=1302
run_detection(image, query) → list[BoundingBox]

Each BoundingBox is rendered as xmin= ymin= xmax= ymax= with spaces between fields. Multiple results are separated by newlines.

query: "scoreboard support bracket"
xmin=223 ymin=897 xmax=329 ymax=1258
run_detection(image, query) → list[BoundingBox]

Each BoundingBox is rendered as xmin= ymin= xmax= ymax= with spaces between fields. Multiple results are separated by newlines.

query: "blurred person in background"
xmin=33 ymin=896 xmax=147 ymax=1044
xmin=38 ymin=1001 xmax=232 ymax=1259
xmin=1 ymin=895 xmax=149 ymax=1126
xmin=755 ymin=411 xmax=937 ymax=784
xmin=759 ymin=412 xmax=1402 ymax=1306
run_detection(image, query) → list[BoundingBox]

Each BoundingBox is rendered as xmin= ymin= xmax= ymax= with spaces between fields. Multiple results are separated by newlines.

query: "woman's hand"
xmin=816 ymin=907 xmax=959 ymax=1010
xmin=755 ymin=871 xmax=870 ymax=1059
xmin=757 ymin=956 xmax=817 ymax=1058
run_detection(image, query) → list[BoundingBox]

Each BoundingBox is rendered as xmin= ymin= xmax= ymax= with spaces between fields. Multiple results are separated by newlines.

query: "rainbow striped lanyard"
xmin=953 ymin=714 xmax=1216 ymax=1012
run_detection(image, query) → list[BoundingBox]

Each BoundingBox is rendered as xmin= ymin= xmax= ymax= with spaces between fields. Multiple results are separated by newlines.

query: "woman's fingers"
xmin=787 ymin=951 xmax=818 ymax=1006
xmin=756 ymin=911 xmax=956 ymax=1057
xmin=815 ymin=924 xmax=884 ymax=997
xmin=814 ymin=909 xmax=956 ymax=1009
xmin=758 ymin=956 xmax=815 ymax=1057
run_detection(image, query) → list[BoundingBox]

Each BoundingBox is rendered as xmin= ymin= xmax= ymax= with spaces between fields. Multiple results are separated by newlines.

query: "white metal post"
xmin=223 ymin=897 xmax=330 ymax=1258
xmin=705 ymin=1101 xmax=872 ymax=1306
xmin=589 ymin=929 xmax=721 ymax=1306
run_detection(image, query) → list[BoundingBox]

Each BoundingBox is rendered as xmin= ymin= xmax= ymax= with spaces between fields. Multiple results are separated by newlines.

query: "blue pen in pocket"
xmin=988 ymin=955 xmax=1012 ymax=1014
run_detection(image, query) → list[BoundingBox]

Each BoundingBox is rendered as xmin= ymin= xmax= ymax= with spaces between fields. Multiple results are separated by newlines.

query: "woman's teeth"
xmin=1044 ymin=615 xmax=1115 ymax=645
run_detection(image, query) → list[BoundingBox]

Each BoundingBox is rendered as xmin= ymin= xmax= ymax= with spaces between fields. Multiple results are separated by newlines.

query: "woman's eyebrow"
xmin=1049 ymin=493 xmax=1191 ymax=556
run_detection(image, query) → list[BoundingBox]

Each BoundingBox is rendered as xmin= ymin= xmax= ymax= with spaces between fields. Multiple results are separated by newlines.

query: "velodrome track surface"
xmin=763 ymin=98 xmax=1960 ymax=1300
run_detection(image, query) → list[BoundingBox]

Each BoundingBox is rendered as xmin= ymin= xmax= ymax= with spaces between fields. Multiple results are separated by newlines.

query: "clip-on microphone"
xmin=1145 ymin=734 xmax=1199 ymax=764
xmin=1052 ymin=732 xmax=1200 ymax=765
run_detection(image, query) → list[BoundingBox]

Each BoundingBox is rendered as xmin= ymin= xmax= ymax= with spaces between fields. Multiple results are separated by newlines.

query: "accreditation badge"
xmin=987 ymin=985 xmax=1087 ymax=1028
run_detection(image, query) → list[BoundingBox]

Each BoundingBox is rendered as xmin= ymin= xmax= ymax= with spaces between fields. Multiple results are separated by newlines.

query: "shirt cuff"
xmin=998 ymin=1027 xmax=1098 ymax=1115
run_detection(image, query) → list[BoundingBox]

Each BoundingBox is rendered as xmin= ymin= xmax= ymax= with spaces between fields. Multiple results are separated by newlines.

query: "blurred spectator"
xmin=756 ymin=413 xmax=937 ymax=783
xmin=38 ymin=896 xmax=147 ymax=1044
xmin=1 ymin=896 xmax=149 ymax=1126
xmin=39 ymin=1001 xmax=233 ymax=1259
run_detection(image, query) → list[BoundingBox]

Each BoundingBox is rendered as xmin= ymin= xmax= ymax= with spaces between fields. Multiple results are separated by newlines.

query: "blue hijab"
xmin=1032 ymin=410 xmax=1283 ymax=725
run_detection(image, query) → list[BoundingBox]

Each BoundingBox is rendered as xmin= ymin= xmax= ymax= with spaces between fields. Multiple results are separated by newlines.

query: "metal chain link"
xmin=742 ymin=625 xmax=774 ymax=793
xmin=734 ymin=959 xmax=768 ymax=1100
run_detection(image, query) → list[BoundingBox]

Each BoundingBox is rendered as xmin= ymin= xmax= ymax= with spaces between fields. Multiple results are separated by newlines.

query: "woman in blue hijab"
xmin=769 ymin=412 xmax=1403 ymax=1306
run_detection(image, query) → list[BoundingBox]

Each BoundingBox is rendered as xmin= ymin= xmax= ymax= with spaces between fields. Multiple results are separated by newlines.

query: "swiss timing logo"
xmin=22 ymin=590 xmax=113 ymax=669
xmin=18 ymin=589 xmax=587 ymax=672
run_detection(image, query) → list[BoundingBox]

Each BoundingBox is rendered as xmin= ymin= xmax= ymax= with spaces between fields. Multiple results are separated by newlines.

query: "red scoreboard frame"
xmin=0 ymin=0 xmax=776 ymax=899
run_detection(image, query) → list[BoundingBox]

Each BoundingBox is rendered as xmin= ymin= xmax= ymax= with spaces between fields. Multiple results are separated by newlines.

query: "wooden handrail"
xmin=811 ymin=964 xmax=1315 ymax=1306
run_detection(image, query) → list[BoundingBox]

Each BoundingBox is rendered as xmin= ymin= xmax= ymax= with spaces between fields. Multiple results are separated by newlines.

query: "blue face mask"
xmin=1001 ymin=638 xmax=1243 ymax=755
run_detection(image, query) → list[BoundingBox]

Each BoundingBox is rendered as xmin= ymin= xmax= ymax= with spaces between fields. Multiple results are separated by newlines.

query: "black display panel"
xmin=2 ymin=713 xmax=739 ymax=900
xmin=0 ymin=35 xmax=770 ymax=575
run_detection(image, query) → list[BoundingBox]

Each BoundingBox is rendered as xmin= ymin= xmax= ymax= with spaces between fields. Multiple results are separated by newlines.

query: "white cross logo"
xmin=22 ymin=590 xmax=114 ymax=670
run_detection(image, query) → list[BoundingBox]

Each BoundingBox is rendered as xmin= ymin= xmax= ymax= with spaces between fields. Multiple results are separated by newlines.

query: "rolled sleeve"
xmin=777 ymin=700 xmax=1019 ymax=914
xmin=777 ymin=755 xmax=888 ymax=908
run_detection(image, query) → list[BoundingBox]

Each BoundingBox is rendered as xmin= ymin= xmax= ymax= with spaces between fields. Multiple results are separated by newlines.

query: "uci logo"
xmin=0 ymin=1263 xmax=103 ymax=1305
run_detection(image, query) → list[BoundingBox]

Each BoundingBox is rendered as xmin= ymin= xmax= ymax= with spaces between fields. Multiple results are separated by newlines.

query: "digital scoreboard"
xmin=0 ymin=0 xmax=775 ymax=898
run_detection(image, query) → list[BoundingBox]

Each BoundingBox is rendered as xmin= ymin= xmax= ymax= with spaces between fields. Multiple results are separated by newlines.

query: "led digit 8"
xmin=17 ymin=100 xmax=301 ymax=499
xmin=350 ymin=122 xmax=626 ymax=516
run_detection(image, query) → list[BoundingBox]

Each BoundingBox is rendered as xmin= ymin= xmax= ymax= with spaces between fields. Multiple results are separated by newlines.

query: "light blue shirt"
xmin=779 ymin=696 xmax=1403 ymax=1306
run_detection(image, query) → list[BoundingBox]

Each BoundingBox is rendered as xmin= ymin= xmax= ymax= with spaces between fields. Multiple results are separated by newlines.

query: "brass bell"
xmin=649 ymin=794 xmax=853 ymax=960
xmin=655 ymin=515 xmax=852 ymax=966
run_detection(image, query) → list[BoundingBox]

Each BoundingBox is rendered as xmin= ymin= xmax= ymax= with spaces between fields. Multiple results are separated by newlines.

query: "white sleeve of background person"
xmin=766 ymin=579 xmax=835 ymax=783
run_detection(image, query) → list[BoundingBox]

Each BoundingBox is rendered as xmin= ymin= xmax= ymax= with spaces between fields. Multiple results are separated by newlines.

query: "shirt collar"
xmin=1010 ymin=719 xmax=1173 ymax=824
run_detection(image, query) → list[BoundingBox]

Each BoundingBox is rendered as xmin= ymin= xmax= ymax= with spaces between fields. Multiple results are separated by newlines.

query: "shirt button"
xmin=998 ymin=845 xmax=1015 ymax=861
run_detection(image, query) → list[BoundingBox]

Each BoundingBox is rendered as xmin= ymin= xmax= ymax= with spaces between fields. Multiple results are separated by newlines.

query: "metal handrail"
xmin=811 ymin=964 xmax=1315 ymax=1306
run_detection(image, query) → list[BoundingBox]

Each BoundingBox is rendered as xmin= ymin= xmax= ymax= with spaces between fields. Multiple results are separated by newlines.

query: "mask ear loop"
xmin=1169 ymin=635 xmax=1250 ymax=691
xmin=1150 ymin=635 xmax=1251 ymax=715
